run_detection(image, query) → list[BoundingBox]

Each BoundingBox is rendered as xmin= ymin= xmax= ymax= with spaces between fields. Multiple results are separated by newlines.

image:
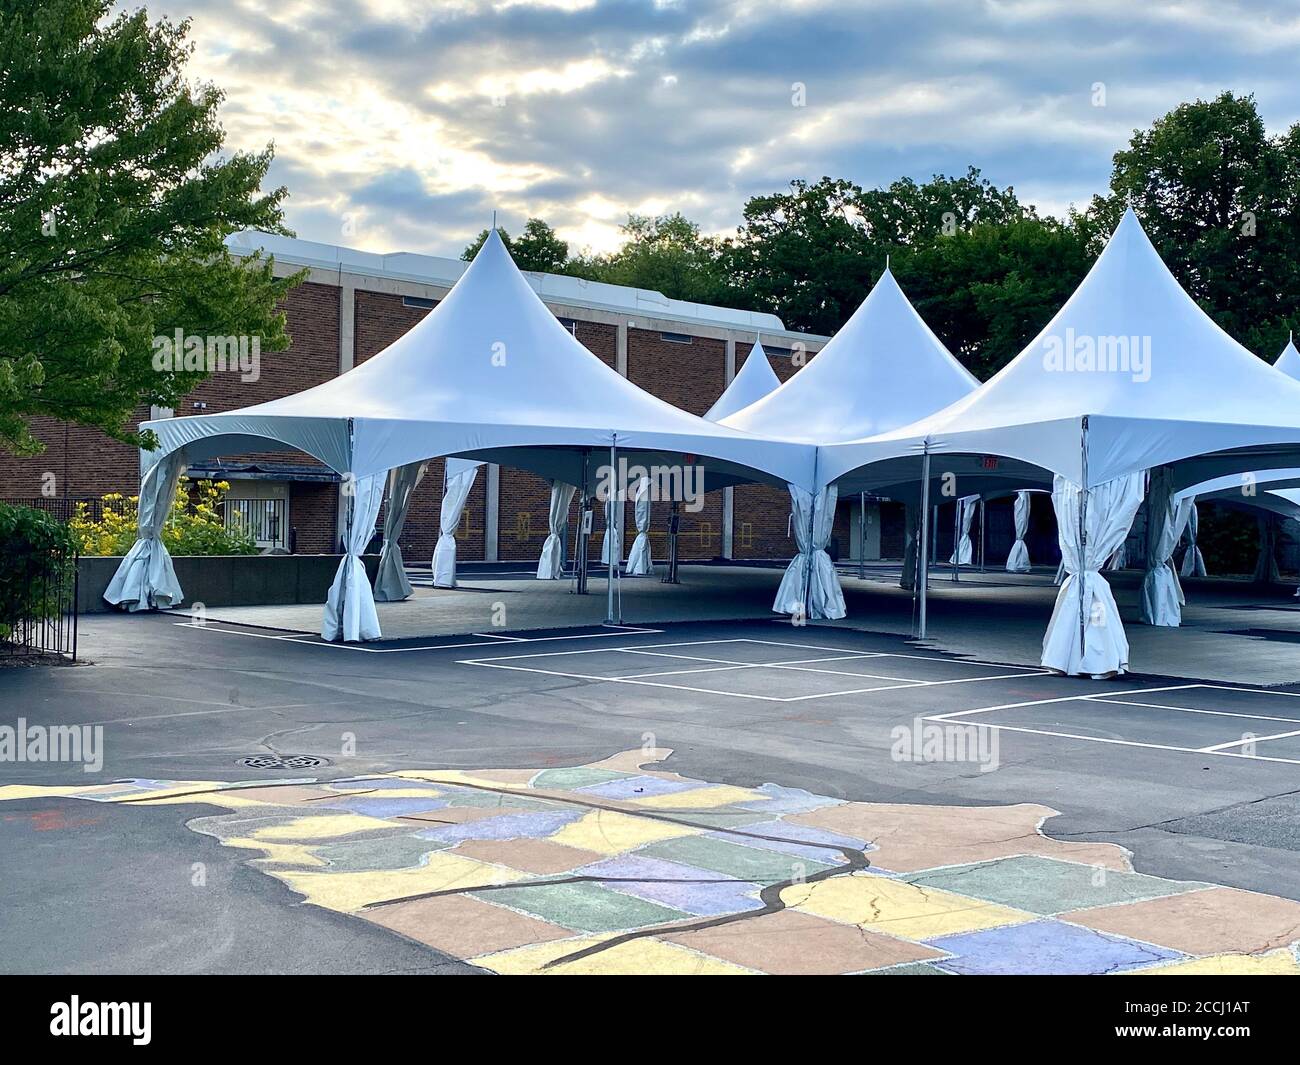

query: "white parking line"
xmin=460 ymin=638 xmax=1052 ymax=703
xmin=924 ymin=684 xmax=1300 ymax=766
xmin=175 ymin=621 xmax=662 ymax=651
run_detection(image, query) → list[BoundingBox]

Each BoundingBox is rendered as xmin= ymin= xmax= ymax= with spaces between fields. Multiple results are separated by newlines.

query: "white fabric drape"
xmin=1254 ymin=514 xmax=1281 ymax=584
xmin=1180 ymin=502 xmax=1207 ymax=578
xmin=1006 ymin=491 xmax=1031 ymax=573
xmin=322 ymin=473 xmax=385 ymax=642
xmin=1105 ymin=542 xmax=1127 ymax=570
xmin=601 ymin=496 xmax=623 ymax=566
xmin=374 ymin=461 xmax=428 ymax=602
xmin=1041 ymin=473 xmax=1144 ymax=677
xmin=625 ymin=476 xmax=654 ymax=576
xmin=432 ymin=460 xmax=480 ymax=588
xmin=536 ymin=481 xmax=576 ymax=579
xmin=1140 ymin=467 xmax=1192 ymax=626
xmin=1054 ymin=559 xmax=1066 ymax=585
xmin=948 ymin=496 xmax=976 ymax=565
xmin=104 ymin=451 xmax=187 ymax=611
xmin=899 ymin=502 xmax=918 ymax=590
xmin=773 ymin=484 xmax=846 ymax=620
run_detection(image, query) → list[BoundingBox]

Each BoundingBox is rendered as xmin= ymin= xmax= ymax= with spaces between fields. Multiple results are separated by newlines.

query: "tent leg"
xmin=858 ymin=492 xmax=866 ymax=580
xmin=952 ymin=504 xmax=960 ymax=583
xmin=918 ymin=450 xmax=931 ymax=639
xmin=662 ymin=500 xmax=680 ymax=584
xmin=979 ymin=499 xmax=986 ymax=573
xmin=606 ymin=439 xmax=619 ymax=625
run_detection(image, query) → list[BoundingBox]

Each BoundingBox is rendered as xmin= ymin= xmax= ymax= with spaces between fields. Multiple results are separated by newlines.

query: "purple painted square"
xmin=317 ymin=796 xmax=450 ymax=818
xmin=579 ymin=854 xmax=763 ymax=917
xmin=736 ymin=783 xmax=843 ymax=815
xmin=928 ymin=919 xmax=1181 ymax=975
xmin=574 ymin=774 xmax=699 ymax=799
xmin=413 ymin=808 xmax=583 ymax=844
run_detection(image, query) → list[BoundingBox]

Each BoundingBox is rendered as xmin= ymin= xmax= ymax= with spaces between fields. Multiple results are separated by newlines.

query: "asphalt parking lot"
xmin=3 ymin=608 xmax=1300 ymax=974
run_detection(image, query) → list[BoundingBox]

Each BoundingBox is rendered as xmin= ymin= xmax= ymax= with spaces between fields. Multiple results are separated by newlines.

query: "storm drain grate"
xmin=237 ymin=755 xmax=331 ymax=771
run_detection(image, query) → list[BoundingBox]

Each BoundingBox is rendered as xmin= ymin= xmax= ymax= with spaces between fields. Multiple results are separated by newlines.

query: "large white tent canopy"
xmin=818 ymin=209 xmax=1300 ymax=675
xmin=111 ymin=231 xmax=819 ymax=638
xmin=706 ymin=339 xmax=782 ymax=422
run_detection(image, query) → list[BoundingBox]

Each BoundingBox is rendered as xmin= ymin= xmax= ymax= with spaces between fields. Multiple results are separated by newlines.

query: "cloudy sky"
xmin=141 ymin=0 xmax=1300 ymax=257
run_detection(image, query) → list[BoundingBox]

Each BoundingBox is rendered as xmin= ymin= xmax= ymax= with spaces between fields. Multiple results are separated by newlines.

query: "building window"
xmin=556 ymin=317 xmax=578 ymax=335
xmin=660 ymin=331 xmax=693 ymax=344
xmin=402 ymin=295 xmax=436 ymax=309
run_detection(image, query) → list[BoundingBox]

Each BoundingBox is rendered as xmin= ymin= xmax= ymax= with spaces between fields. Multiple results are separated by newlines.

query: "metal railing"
xmin=2 ymin=497 xmax=104 ymax=524
xmin=1 ymin=540 xmax=78 ymax=661
xmin=224 ymin=497 xmax=288 ymax=549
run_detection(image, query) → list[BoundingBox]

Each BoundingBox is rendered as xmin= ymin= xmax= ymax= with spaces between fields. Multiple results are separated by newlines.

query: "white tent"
xmin=722 ymin=268 xmax=979 ymax=615
xmin=1275 ymin=336 xmax=1300 ymax=380
xmin=706 ymin=339 xmax=783 ymax=421
xmin=822 ymin=209 xmax=1300 ymax=676
xmin=114 ymin=231 xmax=818 ymax=640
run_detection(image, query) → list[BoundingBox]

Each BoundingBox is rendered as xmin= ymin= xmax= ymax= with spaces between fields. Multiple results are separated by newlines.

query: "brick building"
xmin=0 ymin=231 xmax=1038 ymax=567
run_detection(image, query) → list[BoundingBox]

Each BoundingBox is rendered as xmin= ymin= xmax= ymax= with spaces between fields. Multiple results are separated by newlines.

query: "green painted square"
xmin=670 ymin=809 xmax=775 ymax=829
xmin=903 ymin=856 xmax=1207 ymax=916
xmin=865 ymin=962 xmax=952 ymax=975
xmin=530 ymin=767 xmax=631 ymax=790
xmin=639 ymin=835 xmax=836 ymax=883
xmin=483 ymin=881 xmax=690 ymax=934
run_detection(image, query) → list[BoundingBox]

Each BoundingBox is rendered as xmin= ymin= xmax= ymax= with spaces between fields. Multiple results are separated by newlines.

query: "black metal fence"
xmin=3 ymin=496 xmax=104 ymax=525
xmin=0 ymin=535 xmax=79 ymax=662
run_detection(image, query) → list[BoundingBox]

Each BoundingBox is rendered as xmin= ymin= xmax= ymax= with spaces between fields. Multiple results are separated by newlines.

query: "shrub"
xmin=70 ymin=477 xmax=258 ymax=557
xmin=0 ymin=502 xmax=76 ymax=639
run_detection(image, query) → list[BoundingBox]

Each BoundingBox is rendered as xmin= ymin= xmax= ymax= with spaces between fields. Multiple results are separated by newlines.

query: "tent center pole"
xmin=979 ymin=499 xmax=986 ymax=572
xmin=918 ymin=448 xmax=931 ymax=639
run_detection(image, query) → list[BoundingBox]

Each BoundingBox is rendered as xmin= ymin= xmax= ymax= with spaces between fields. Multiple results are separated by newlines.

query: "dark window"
xmin=556 ymin=316 xmax=579 ymax=335
xmin=660 ymin=331 xmax=694 ymax=344
xmin=402 ymin=295 xmax=436 ymax=309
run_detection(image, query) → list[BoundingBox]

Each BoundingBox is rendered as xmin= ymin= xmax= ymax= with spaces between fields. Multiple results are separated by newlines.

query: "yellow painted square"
xmin=251 ymin=813 xmax=403 ymax=841
xmin=1128 ymin=949 xmax=1300 ymax=976
xmin=549 ymin=810 xmax=699 ymax=855
xmin=781 ymin=871 xmax=1032 ymax=941
xmin=279 ymin=852 xmax=527 ymax=911
xmin=631 ymin=785 xmax=760 ymax=810
xmin=474 ymin=934 xmax=754 ymax=975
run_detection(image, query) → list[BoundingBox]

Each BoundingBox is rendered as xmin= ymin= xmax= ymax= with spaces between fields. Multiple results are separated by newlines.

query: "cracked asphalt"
xmin=2 ymin=610 xmax=1299 ymax=973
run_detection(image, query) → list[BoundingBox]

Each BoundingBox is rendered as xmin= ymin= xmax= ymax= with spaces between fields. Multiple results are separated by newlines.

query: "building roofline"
xmin=227 ymin=230 xmax=828 ymax=344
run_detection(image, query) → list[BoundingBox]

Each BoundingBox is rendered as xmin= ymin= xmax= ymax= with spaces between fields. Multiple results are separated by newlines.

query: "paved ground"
xmin=203 ymin=563 xmax=1300 ymax=684
xmin=3 ymin=599 xmax=1300 ymax=974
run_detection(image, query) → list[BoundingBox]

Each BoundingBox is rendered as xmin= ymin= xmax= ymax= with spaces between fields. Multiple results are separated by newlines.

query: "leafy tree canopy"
xmin=0 ymin=0 xmax=299 ymax=456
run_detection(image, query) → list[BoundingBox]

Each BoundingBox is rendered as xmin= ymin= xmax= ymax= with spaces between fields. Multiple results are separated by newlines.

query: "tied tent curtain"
xmin=773 ymin=484 xmax=846 ymax=620
xmin=1180 ymin=502 xmax=1207 ymax=578
xmin=601 ymin=496 xmax=623 ymax=566
xmin=432 ymin=460 xmax=480 ymax=588
xmin=625 ymin=476 xmax=654 ymax=576
xmin=322 ymin=473 xmax=385 ymax=642
xmin=948 ymin=496 xmax=976 ymax=565
xmin=537 ymin=481 xmax=577 ymax=579
xmin=374 ymin=460 xmax=428 ymax=602
xmin=1139 ymin=466 xmax=1192 ymax=626
xmin=104 ymin=450 xmax=187 ymax=611
xmin=1041 ymin=473 xmax=1144 ymax=678
xmin=1006 ymin=491 xmax=1032 ymax=573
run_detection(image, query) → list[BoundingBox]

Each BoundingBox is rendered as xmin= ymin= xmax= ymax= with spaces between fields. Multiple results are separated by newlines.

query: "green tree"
xmin=461 ymin=217 xmax=570 ymax=273
xmin=1089 ymin=92 xmax=1300 ymax=356
xmin=575 ymin=213 xmax=728 ymax=304
xmin=0 ymin=0 xmax=300 ymax=456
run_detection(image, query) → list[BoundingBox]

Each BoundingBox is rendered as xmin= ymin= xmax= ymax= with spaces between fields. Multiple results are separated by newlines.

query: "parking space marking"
xmin=175 ymin=621 xmax=662 ymax=651
xmin=925 ymin=684 xmax=1300 ymax=767
xmin=460 ymin=638 xmax=1052 ymax=703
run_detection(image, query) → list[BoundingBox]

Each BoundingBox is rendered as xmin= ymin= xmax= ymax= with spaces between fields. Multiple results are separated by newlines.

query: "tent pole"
xmin=574 ymin=450 xmax=589 ymax=594
xmin=918 ymin=448 xmax=931 ymax=639
xmin=979 ymin=499 xmax=986 ymax=572
xmin=662 ymin=499 xmax=681 ymax=584
xmin=952 ymin=503 xmax=960 ymax=582
xmin=802 ymin=450 xmax=821 ymax=621
xmin=606 ymin=437 xmax=618 ymax=625
xmin=858 ymin=492 xmax=866 ymax=580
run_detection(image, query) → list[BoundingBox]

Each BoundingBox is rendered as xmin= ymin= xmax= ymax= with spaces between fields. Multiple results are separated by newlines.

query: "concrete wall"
xmin=79 ymin=554 xmax=380 ymax=614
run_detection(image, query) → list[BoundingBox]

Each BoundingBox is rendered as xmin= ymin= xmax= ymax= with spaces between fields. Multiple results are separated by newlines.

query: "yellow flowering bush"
xmin=71 ymin=477 xmax=258 ymax=556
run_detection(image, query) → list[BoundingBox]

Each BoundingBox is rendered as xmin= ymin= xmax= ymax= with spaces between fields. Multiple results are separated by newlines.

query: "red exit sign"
xmin=980 ymin=456 xmax=999 ymax=469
